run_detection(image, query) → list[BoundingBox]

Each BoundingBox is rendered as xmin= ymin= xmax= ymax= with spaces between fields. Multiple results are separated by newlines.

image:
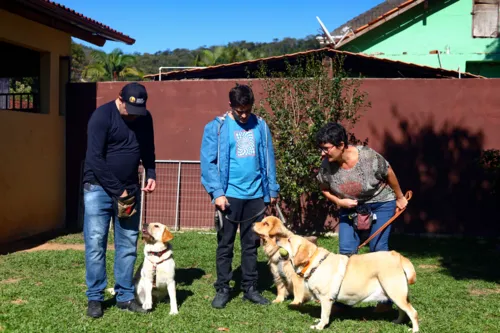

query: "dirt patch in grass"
xmin=22 ymin=244 xmax=114 ymax=252
xmin=469 ymin=287 xmax=500 ymax=296
xmin=11 ymin=299 xmax=27 ymax=305
xmin=418 ymin=264 xmax=441 ymax=269
xmin=0 ymin=278 xmax=22 ymax=285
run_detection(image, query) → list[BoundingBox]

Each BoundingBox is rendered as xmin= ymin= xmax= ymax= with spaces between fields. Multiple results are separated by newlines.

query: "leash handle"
xmin=275 ymin=203 xmax=287 ymax=225
xmin=357 ymin=190 xmax=412 ymax=250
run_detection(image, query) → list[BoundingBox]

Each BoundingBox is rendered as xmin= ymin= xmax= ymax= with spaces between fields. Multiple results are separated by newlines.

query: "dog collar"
xmin=267 ymin=245 xmax=280 ymax=258
xmin=268 ymin=237 xmax=289 ymax=259
xmin=297 ymin=248 xmax=320 ymax=277
xmin=147 ymin=244 xmax=171 ymax=257
xmin=147 ymin=248 xmax=168 ymax=257
xmin=298 ymin=250 xmax=330 ymax=280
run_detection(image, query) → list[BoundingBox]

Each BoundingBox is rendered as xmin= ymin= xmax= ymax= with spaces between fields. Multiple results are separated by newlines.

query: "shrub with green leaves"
xmin=251 ymin=54 xmax=371 ymax=229
xmin=478 ymin=149 xmax=500 ymax=196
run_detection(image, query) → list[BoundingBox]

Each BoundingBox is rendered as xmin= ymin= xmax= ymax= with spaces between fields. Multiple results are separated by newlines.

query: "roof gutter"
xmin=8 ymin=0 xmax=135 ymax=45
xmin=334 ymin=0 xmax=425 ymax=49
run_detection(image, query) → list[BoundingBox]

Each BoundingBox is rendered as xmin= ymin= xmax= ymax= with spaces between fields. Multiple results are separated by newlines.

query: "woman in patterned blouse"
xmin=315 ymin=122 xmax=408 ymax=312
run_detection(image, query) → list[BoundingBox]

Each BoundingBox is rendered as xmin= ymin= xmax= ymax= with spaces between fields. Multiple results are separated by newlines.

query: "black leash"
xmin=222 ymin=205 xmax=268 ymax=223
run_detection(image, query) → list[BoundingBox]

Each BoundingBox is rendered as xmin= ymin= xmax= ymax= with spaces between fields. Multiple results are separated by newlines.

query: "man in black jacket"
xmin=82 ymin=82 xmax=156 ymax=318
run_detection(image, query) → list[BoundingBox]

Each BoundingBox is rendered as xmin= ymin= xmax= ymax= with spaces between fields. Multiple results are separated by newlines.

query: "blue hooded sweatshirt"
xmin=200 ymin=111 xmax=280 ymax=203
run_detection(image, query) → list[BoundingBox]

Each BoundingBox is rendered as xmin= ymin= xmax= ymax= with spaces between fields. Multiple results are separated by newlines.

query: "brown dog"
xmin=253 ymin=216 xmax=314 ymax=305
xmin=279 ymin=233 xmax=419 ymax=331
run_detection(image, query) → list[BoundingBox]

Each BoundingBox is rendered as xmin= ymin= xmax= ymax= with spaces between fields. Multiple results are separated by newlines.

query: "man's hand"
xmin=337 ymin=198 xmax=358 ymax=209
xmin=270 ymin=197 xmax=277 ymax=205
xmin=215 ymin=196 xmax=229 ymax=211
xmin=142 ymin=179 xmax=156 ymax=193
xmin=120 ymin=189 xmax=128 ymax=198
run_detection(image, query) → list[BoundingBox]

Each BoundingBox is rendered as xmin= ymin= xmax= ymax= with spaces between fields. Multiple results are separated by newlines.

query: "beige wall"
xmin=0 ymin=10 xmax=70 ymax=244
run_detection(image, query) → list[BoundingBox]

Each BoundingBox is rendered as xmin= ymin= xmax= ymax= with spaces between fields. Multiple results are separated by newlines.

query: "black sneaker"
xmin=242 ymin=286 xmax=270 ymax=305
xmin=211 ymin=288 xmax=231 ymax=309
xmin=116 ymin=299 xmax=148 ymax=313
xmin=87 ymin=300 xmax=103 ymax=318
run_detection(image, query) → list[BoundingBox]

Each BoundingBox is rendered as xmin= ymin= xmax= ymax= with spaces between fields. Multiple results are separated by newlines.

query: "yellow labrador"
xmin=107 ymin=222 xmax=178 ymax=314
xmin=253 ymin=216 xmax=314 ymax=305
xmin=279 ymin=234 xmax=418 ymax=332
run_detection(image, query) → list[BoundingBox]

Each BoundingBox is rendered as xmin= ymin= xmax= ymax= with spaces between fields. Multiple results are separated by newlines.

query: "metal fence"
xmin=0 ymin=92 xmax=40 ymax=112
xmin=78 ymin=160 xmax=215 ymax=231
xmin=139 ymin=160 xmax=214 ymax=230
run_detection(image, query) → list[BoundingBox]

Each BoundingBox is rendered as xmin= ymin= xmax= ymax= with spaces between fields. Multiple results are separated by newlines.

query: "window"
xmin=0 ymin=42 xmax=42 ymax=113
xmin=472 ymin=0 xmax=500 ymax=38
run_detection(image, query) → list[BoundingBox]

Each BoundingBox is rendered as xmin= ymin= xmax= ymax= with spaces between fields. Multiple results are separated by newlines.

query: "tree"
xmin=252 ymin=54 xmax=371 ymax=231
xmin=83 ymin=48 xmax=142 ymax=81
xmin=194 ymin=46 xmax=226 ymax=66
xmin=70 ymin=42 xmax=88 ymax=82
xmin=194 ymin=46 xmax=257 ymax=66
xmin=71 ymin=35 xmax=323 ymax=78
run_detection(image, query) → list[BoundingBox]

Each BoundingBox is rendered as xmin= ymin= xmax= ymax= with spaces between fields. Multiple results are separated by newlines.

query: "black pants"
xmin=214 ymin=197 xmax=266 ymax=291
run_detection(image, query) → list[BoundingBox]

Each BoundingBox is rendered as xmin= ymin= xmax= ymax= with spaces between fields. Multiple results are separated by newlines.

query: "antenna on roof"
xmin=316 ymin=16 xmax=336 ymax=46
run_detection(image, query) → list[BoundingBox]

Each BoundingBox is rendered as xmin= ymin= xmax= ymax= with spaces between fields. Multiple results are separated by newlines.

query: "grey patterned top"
xmin=316 ymin=145 xmax=396 ymax=204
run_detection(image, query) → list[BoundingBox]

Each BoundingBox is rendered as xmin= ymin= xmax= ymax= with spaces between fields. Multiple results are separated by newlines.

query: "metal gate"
xmin=139 ymin=160 xmax=214 ymax=230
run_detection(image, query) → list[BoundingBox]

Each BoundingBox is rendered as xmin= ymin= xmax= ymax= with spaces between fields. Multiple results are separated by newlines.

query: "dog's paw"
xmin=169 ymin=308 xmax=178 ymax=315
xmin=105 ymin=288 xmax=116 ymax=296
xmin=272 ymin=298 xmax=284 ymax=304
xmin=142 ymin=301 xmax=152 ymax=311
xmin=310 ymin=323 xmax=325 ymax=330
xmin=290 ymin=300 xmax=302 ymax=306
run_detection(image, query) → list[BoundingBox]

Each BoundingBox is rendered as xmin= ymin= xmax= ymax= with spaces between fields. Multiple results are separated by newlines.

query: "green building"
xmin=319 ymin=0 xmax=500 ymax=77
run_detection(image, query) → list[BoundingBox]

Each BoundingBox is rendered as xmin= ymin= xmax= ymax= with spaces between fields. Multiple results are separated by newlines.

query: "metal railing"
xmin=139 ymin=160 xmax=214 ymax=230
xmin=77 ymin=160 xmax=214 ymax=231
xmin=0 ymin=92 xmax=39 ymax=112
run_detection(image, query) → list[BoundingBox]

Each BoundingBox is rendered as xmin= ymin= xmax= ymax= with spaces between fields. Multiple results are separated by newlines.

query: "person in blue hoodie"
xmin=200 ymin=84 xmax=280 ymax=309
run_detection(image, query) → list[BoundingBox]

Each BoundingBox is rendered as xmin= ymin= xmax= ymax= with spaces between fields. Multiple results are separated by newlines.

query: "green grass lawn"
xmin=1 ymin=232 xmax=499 ymax=333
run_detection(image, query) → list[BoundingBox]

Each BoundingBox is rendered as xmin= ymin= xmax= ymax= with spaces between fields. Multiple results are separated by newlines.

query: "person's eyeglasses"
xmin=318 ymin=145 xmax=334 ymax=154
xmin=232 ymin=107 xmax=253 ymax=115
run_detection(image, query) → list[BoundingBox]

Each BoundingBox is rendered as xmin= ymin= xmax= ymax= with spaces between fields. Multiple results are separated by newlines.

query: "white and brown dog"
xmin=107 ymin=222 xmax=178 ymax=314
xmin=279 ymin=234 xmax=419 ymax=332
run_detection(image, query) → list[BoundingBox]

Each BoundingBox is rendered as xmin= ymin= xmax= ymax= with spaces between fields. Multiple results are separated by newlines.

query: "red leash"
xmin=357 ymin=190 xmax=413 ymax=250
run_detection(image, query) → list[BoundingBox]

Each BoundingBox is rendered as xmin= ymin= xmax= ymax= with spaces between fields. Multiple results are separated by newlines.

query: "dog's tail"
xmin=400 ymin=255 xmax=417 ymax=285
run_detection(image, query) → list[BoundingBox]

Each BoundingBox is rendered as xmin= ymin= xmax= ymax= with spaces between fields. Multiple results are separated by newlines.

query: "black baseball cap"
xmin=120 ymin=82 xmax=148 ymax=116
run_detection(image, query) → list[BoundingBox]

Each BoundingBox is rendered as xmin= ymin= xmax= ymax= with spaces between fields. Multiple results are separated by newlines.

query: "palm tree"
xmin=84 ymin=48 xmax=143 ymax=81
xmin=194 ymin=46 xmax=226 ymax=67
xmin=194 ymin=47 xmax=257 ymax=67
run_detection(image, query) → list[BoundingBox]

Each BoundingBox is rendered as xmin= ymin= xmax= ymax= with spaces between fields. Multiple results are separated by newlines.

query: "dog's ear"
xmin=162 ymin=228 xmax=174 ymax=243
xmin=268 ymin=217 xmax=287 ymax=237
xmin=293 ymin=244 xmax=310 ymax=268
xmin=305 ymin=236 xmax=318 ymax=245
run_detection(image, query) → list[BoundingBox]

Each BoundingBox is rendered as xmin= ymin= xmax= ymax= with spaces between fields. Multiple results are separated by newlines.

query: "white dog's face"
xmin=143 ymin=222 xmax=173 ymax=244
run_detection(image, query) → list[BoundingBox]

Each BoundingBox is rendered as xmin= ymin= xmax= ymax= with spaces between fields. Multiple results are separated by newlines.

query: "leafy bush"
xmin=478 ymin=149 xmax=500 ymax=196
xmin=251 ymin=54 xmax=370 ymax=229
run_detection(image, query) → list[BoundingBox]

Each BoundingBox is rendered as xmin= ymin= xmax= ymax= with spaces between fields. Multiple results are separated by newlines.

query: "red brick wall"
xmin=67 ymin=79 xmax=500 ymax=235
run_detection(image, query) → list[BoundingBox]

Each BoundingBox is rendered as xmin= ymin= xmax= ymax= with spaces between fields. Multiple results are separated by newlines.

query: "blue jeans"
xmin=339 ymin=200 xmax=396 ymax=255
xmin=83 ymin=183 xmax=140 ymax=302
xmin=337 ymin=200 xmax=396 ymax=307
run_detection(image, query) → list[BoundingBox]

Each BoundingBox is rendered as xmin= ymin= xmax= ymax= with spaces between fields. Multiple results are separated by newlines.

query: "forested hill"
xmin=70 ymin=35 xmax=321 ymax=82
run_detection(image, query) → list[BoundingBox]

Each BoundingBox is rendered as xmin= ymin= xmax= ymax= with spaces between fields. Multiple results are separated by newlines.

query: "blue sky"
xmin=56 ymin=0 xmax=383 ymax=54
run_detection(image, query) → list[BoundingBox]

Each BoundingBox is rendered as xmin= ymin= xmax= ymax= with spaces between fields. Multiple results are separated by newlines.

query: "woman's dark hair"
xmin=229 ymin=84 xmax=255 ymax=107
xmin=315 ymin=122 xmax=348 ymax=148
